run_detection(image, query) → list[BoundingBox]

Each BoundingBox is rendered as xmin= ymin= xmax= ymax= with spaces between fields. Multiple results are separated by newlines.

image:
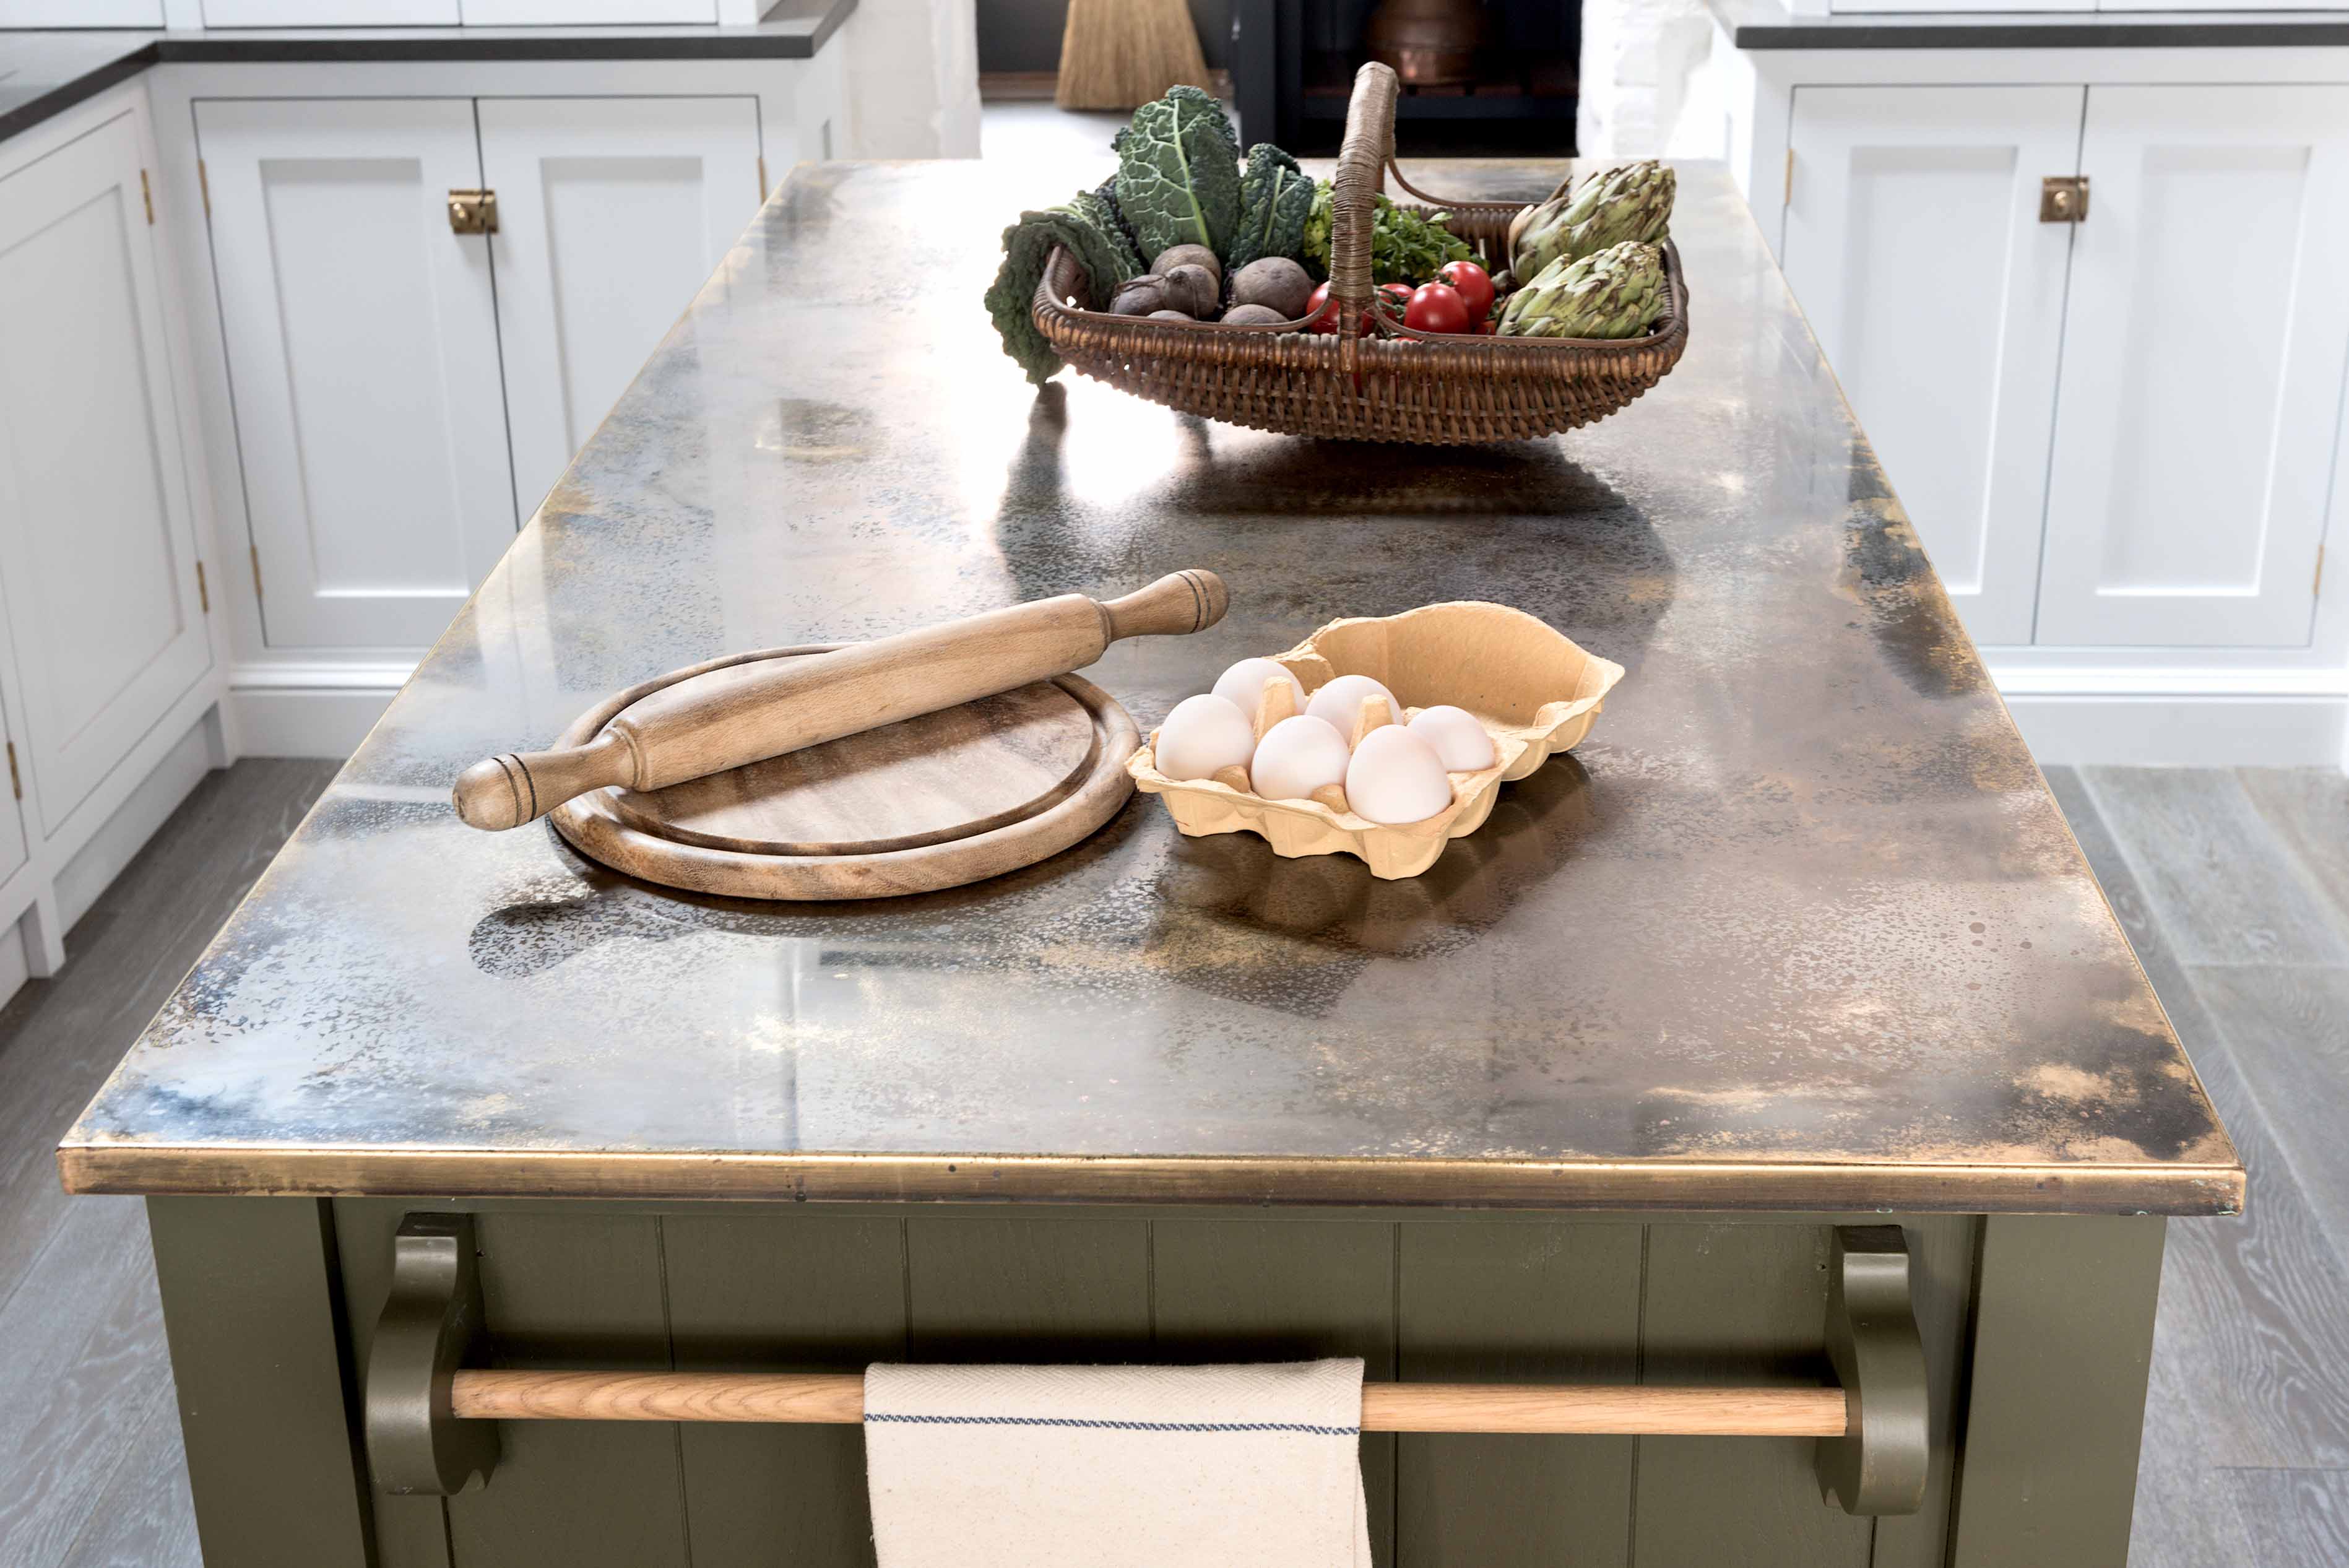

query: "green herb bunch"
xmin=1300 ymin=180 xmax=1474 ymax=285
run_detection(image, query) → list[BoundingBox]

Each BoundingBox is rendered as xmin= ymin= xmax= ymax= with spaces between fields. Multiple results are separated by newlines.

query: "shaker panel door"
xmin=2037 ymin=85 xmax=2349 ymax=648
xmin=476 ymin=97 xmax=763 ymax=521
xmin=195 ymin=98 xmax=514 ymax=651
xmin=1782 ymin=86 xmax=2082 ymax=649
xmin=0 ymin=110 xmax=212 ymax=833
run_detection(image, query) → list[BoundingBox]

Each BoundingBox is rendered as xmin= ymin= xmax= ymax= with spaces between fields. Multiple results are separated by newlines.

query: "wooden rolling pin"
xmin=452 ymin=569 xmax=1227 ymax=831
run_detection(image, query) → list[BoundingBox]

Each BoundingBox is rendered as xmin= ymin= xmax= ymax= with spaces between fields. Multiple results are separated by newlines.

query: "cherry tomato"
xmin=1438 ymin=260 xmax=1495 ymax=322
xmin=1304 ymin=282 xmax=1371 ymax=337
xmin=1404 ymin=282 xmax=1473 ymax=335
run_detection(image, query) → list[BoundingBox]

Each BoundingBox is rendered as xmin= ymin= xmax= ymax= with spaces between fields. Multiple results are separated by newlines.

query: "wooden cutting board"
xmin=548 ymin=645 xmax=1139 ymax=901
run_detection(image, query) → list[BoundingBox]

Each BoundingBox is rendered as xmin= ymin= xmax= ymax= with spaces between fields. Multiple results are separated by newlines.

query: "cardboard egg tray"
xmin=1127 ymin=601 xmax=1624 ymax=880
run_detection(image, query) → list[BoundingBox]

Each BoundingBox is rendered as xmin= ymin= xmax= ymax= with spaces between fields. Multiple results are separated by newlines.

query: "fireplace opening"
xmin=1233 ymin=0 xmax=1579 ymax=157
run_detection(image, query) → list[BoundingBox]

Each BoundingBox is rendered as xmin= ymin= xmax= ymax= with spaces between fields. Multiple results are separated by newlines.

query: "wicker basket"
xmin=1030 ymin=61 xmax=1689 ymax=444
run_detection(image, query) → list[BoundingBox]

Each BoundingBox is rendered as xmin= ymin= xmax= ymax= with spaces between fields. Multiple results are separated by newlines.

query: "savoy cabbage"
xmin=1110 ymin=86 xmax=1241 ymax=262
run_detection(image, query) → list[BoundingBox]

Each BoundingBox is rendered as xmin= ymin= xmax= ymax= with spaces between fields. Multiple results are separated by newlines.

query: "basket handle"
xmin=1330 ymin=62 xmax=1399 ymax=325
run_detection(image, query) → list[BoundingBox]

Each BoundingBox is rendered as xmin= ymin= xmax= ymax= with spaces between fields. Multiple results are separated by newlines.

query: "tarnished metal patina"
xmin=59 ymin=162 xmax=2240 ymax=1215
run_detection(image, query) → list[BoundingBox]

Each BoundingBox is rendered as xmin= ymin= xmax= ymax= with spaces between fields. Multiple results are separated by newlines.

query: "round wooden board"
xmin=549 ymin=645 xmax=1140 ymax=901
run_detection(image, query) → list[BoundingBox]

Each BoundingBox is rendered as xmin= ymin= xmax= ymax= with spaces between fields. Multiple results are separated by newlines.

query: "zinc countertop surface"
xmin=59 ymin=158 xmax=2242 ymax=1216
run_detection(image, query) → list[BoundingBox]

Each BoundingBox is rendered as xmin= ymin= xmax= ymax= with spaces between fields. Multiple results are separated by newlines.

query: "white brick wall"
xmin=1576 ymin=0 xmax=1715 ymax=159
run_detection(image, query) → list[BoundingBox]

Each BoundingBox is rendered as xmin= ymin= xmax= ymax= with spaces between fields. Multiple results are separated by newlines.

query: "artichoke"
xmin=1495 ymin=241 xmax=1668 ymax=340
xmin=1510 ymin=160 xmax=1675 ymax=282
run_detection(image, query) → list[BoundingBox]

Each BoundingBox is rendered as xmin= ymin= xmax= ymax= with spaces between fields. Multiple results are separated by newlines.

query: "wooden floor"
xmin=0 ymin=760 xmax=2341 ymax=1566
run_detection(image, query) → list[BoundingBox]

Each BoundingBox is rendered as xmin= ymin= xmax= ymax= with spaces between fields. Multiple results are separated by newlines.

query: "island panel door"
xmin=194 ymin=97 xmax=515 ymax=651
xmin=1781 ymin=85 xmax=2083 ymax=649
xmin=2036 ymin=84 xmax=2349 ymax=648
xmin=0 ymin=107 xmax=212 ymax=835
xmin=475 ymin=97 xmax=764 ymax=522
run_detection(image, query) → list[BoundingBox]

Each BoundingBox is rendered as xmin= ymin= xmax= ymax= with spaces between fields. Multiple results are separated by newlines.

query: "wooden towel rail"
xmin=365 ymin=1216 xmax=1930 ymax=1517
xmin=448 ymin=1369 xmax=1850 ymax=1437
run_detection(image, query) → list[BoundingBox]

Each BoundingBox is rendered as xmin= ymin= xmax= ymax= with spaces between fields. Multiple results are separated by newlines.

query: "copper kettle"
xmin=1366 ymin=0 xmax=1487 ymax=87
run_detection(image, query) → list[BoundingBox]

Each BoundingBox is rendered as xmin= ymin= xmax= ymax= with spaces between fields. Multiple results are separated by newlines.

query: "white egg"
xmin=1408 ymin=705 xmax=1497 ymax=771
xmin=1154 ymin=693 xmax=1257 ymax=782
xmin=1344 ymin=726 xmax=1455 ymax=825
xmin=1210 ymin=657 xmax=1305 ymax=721
xmin=1304 ymin=673 xmax=1401 ymax=739
xmin=1248 ymin=715 xmax=1351 ymax=802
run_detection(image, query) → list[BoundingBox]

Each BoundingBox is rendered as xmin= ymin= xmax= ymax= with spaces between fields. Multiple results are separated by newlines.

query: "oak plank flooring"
xmin=0 ymin=758 xmax=336 ymax=1568
xmin=2236 ymin=768 xmax=2349 ymax=949
xmin=2079 ymin=766 xmax=2349 ymax=967
xmin=2049 ymin=766 xmax=2349 ymax=1567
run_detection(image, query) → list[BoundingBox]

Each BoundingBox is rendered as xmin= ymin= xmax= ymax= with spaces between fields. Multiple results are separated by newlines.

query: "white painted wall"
xmin=841 ymin=0 xmax=982 ymax=157
xmin=1577 ymin=0 xmax=1716 ymax=158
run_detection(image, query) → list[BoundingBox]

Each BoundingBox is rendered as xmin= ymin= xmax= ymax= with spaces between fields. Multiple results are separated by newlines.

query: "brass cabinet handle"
xmin=448 ymin=189 xmax=498 ymax=235
xmin=2040 ymin=176 xmax=2088 ymax=223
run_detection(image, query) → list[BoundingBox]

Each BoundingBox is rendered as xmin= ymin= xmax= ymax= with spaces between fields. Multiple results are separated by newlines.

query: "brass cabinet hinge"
xmin=2040 ymin=176 xmax=2088 ymax=223
xmin=195 ymin=560 xmax=209 ymax=615
xmin=447 ymin=189 xmax=497 ymax=235
xmin=6 ymin=742 xmax=19 ymax=802
xmin=140 ymin=168 xmax=155 ymax=225
xmin=2316 ymin=543 xmax=2327 ymax=598
xmin=757 ymin=155 xmax=768 ymax=201
xmin=249 ymin=544 xmax=264 ymax=603
xmin=197 ymin=158 xmax=210 ymax=220
xmin=1784 ymin=148 xmax=1794 ymax=207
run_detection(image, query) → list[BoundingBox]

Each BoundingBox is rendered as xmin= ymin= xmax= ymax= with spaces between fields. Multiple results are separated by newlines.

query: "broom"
xmin=1057 ymin=0 xmax=1215 ymax=111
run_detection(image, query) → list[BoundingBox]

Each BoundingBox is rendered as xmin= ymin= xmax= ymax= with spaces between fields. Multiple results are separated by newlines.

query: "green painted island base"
xmin=147 ymin=1200 xmax=2167 ymax=1568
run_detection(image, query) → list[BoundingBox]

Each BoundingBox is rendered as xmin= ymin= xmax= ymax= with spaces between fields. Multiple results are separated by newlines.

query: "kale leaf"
xmin=983 ymin=198 xmax=1143 ymax=386
xmin=1110 ymin=86 xmax=1241 ymax=262
xmin=1226 ymin=144 xmax=1313 ymax=272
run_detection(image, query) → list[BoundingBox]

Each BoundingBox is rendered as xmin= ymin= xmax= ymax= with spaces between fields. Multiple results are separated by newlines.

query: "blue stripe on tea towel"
xmin=865 ymin=1414 xmax=1360 ymax=1437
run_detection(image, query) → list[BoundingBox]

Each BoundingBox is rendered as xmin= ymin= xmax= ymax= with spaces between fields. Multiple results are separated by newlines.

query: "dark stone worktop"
xmin=59 ymin=158 xmax=2241 ymax=1216
xmin=0 ymin=4 xmax=851 ymax=147
xmin=1707 ymin=0 xmax=2349 ymax=50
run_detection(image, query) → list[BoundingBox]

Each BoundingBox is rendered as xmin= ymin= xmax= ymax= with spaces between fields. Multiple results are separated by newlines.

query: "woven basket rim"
xmin=1034 ymin=236 xmax=1689 ymax=363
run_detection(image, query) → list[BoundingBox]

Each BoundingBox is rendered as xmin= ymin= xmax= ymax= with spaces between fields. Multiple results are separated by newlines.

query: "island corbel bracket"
xmin=365 ymin=1213 xmax=499 ymax=1496
xmin=1816 ymin=1224 xmax=1929 ymax=1516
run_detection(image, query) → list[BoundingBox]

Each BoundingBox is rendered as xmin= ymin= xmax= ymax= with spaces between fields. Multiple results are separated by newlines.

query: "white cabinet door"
xmin=0 ymin=690 xmax=27 ymax=890
xmin=0 ymin=111 xmax=212 ymax=832
xmin=2038 ymin=85 xmax=2349 ymax=648
xmin=197 ymin=98 xmax=514 ymax=650
xmin=461 ymin=1 xmax=718 ymax=20
xmin=477 ymin=97 xmax=762 ymax=518
xmin=1783 ymin=86 xmax=2083 ymax=648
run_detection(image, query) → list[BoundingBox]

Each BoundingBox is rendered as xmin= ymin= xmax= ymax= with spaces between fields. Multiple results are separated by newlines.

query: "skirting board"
xmin=2004 ymin=693 xmax=2347 ymax=768
xmin=230 ymin=684 xmax=397 ymax=759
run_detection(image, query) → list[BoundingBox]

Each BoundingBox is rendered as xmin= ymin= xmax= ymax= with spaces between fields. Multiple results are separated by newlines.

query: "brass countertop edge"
xmin=56 ymin=1143 xmax=2248 ymax=1216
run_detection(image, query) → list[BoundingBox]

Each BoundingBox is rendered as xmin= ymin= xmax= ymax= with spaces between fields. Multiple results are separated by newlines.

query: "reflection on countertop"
xmin=60 ymin=158 xmax=2238 ymax=1216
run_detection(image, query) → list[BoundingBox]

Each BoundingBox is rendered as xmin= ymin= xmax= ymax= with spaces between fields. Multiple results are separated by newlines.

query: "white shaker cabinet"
xmin=477 ymin=96 xmax=764 ymax=519
xmin=1783 ymin=85 xmax=2081 ymax=647
xmin=0 ymin=108 xmax=213 ymax=832
xmin=196 ymin=98 xmax=516 ymax=651
xmin=2036 ymin=85 xmax=2349 ymax=648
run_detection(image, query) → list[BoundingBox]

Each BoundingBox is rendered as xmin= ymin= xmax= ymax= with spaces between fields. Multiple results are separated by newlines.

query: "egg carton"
xmin=1128 ymin=601 xmax=1625 ymax=880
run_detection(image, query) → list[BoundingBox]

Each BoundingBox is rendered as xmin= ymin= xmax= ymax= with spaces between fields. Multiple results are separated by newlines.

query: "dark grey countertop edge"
xmin=0 ymin=4 xmax=854 ymax=147
xmin=0 ymin=45 xmax=152 ymax=146
xmin=1716 ymin=2 xmax=2349 ymax=48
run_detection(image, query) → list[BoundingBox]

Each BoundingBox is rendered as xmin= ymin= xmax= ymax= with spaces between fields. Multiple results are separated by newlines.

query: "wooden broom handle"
xmin=449 ymin=1369 xmax=1849 ymax=1437
xmin=452 ymin=569 xmax=1227 ymax=831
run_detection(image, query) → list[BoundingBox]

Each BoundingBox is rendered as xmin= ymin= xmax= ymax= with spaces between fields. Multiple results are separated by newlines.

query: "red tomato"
xmin=1404 ymin=282 xmax=1473 ymax=335
xmin=1305 ymin=282 xmax=1371 ymax=337
xmin=1476 ymin=317 xmax=1497 ymax=335
xmin=1438 ymin=260 xmax=1495 ymax=322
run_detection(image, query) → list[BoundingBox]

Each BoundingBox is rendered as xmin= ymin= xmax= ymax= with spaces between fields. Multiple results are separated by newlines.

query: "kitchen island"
xmin=63 ymin=158 xmax=2237 ymax=1568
